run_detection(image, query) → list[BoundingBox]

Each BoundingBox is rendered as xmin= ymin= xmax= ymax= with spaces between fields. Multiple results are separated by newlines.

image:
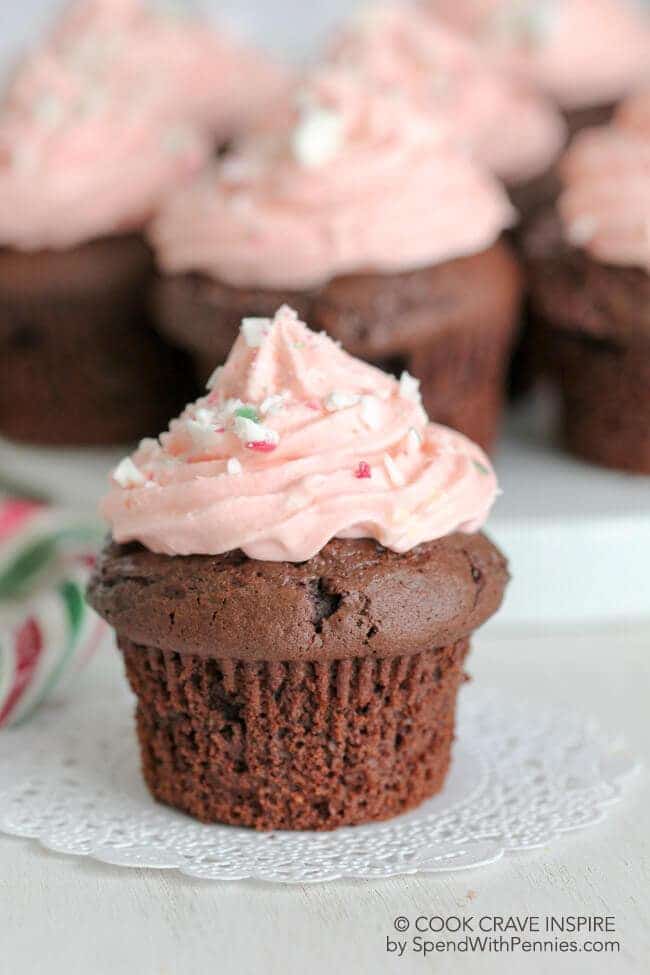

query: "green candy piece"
xmin=473 ymin=460 xmax=490 ymax=476
xmin=234 ymin=405 xmax=259 ymax=423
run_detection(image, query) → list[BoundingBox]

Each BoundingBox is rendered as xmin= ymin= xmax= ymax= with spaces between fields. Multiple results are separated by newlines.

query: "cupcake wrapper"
xmin=120 ymin=638 xmax=470 ymax=831
xmin=549 ymin=330 xmax=650 ymax=474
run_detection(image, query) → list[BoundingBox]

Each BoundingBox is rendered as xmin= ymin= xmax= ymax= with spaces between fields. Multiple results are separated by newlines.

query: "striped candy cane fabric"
xmin=0 ymin=499 xmax=108 ymax=728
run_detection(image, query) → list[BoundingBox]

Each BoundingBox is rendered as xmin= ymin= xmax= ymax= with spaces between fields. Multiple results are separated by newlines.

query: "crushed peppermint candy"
xmin=227 ymin=458 xmax=243 ymax=475
xmin=354 ymin=461 xmax=372 ymax=479
xmin=206 ymin=365 xmax=223 ymax=390
xmin=234 ymin=404 xmax=259 ymax=422
xmin=184 ymin=419 xmax=217 ymax=452
xmin=291 ymin=103 xmax=345 ymax=168
xmin=232 ymin=414 xmax=279 ymax=447
xmin=113 ymin=457 xmax=145 ymax=488
xmin=246 ymin=441 xmax=278 ymax=452
xmin=194 ymin=407 xmax=216 ymax=427
xmin=399 ymin=371 xmax=421 ymax=403
xmin=383 ymin=453 xmax=406 ymax=487
xmin=241 ymin=317 xmax=271 ymax=348
xmin=325 ymin=391 xmax=361 ymax=412
xmin=138 ymin=437 xmax=159 ymax=452
xmin=360 ymin=395 xmax=382 ymax=431
xmin=408 ymin=427 xmax=423 ymax=451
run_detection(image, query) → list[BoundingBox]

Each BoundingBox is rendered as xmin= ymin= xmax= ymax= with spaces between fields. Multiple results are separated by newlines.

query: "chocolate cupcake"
xmin=150 ymin=69 xmax=521 ymax=453
xmin=88 ymin=305 xmax=509 ymax=830
xmin=526 ymin=93 xmax=650 ymax=473
xmin=0 ymin=0 xmax=286 ymax=446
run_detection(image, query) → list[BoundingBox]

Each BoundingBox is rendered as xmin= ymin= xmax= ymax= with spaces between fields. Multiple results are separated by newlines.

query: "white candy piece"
xmin=383 ymin=453 xmax=406 ymax=487
xmin=360 ymin=395 xmax=382 ymax=430
xmin=399 ymin=371 xmax=421 ymax=404
xmin=325 ymin=391 xmax=361 ymax=412
xmin=138 ymin=437 xmax=159 ymax=452
xmin=227 ymin=458 xmax=243 ymax=476
xmin=185 ymin=419 xmax=217 ymax=452
xmin=113 ymin=457 xmax=146 ymax=489
xmin=241 ymin=317 xmax=271 ymax=348
xmin=292 ymin=105 xmax=345 ymax=168
xmin=567 ymin=215 xmax=598 ymax=247
xmin=232 ymin=415 xmax=280 ymax=446
xmin=194 ymin=407 xmax=215 ymax=427
xmin=408 ymin=427 xmax=423 ymax=451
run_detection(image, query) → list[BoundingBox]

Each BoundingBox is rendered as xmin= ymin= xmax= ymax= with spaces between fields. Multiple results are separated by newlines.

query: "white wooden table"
xmin=2 ymin=622 xmax=648 ymax=975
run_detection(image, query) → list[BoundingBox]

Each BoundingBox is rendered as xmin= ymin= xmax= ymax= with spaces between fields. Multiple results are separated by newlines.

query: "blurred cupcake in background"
xmin=525 ymin=91 xmax=650 ymax=473
xmin=150 ymin=69 xmax=521 ymax=452
xmin=424 ymin=0 xmax=650 ymax=136
xmin=327 ymin=2 xmax=566 ymax=217
xmin=0 ymin=0 xmax=288 ymax=447
xmin=48 ymin=0 xmax=289 ymax=140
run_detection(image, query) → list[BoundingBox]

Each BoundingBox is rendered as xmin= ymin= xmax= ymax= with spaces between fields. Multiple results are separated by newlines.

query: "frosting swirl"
xmin=0 ymin=0 xmax=286 ymax=250
xmin=150 ymin=68 xmax=515 ymax=289
xmin=559 ymin=92 xmax=650 ymax=270
xmin=101 ymin=306 xmax=499 ymax=561
xmin=329 ymin=3 xmax=566 ymax=185
xmin=426 ymin=0 xmax=650 ymax=111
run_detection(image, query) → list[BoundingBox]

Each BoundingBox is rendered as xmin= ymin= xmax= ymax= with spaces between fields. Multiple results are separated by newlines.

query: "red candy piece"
xmin=246 ymin=441 xmax=277 ymax=452
xmin=355 ymin=461 xmax=372 ymax=479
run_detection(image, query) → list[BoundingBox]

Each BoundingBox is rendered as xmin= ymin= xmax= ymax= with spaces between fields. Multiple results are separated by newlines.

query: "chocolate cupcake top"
xmin=558 ymin=90 xmax=650 ymax=271
xmin=0 ymin=0 xmax=286 ymax=251
xmin=327 ymin=2 xmax=566 ymax=186
xmin=101 ymin=306 xmax=499 ymax=562
xmin=88 ymin=532 xmax=508 ymax=659
xmin=149 ymin=67 xmax=515 ymax=289
xmin=425 ymin=0 xmax=650 ymax=111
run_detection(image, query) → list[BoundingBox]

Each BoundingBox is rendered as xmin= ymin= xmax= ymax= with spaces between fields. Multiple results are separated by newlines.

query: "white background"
xmin=0 ymin=0 xmax=357 ymax=65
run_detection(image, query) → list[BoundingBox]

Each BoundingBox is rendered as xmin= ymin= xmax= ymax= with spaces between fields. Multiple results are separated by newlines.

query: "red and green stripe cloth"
xmin=0 ymin=499 xmax=108 ymax=729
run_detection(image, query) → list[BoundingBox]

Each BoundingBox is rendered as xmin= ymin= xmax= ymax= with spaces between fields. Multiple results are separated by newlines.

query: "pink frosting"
xmin=559 ymin=91 xmax=650 ymax=270
xmin=150 ymin=69 xmax=515 ymax=289
xmin=0 ymin=0 xmax=287 ymax=250
xmin=45 ymin=0 xmax=289 ymax=133
xmin=101 ymin=306 xmax=499 ymax=561
xmin=425 ymin=0 xmax=650 ymax=110
xmin=329 ymin=3 xmax=565 ymax=185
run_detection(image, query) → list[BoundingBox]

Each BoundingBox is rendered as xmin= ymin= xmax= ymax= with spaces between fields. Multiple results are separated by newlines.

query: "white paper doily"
xmin=0 ymin=655 xmax=639 ymax=884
